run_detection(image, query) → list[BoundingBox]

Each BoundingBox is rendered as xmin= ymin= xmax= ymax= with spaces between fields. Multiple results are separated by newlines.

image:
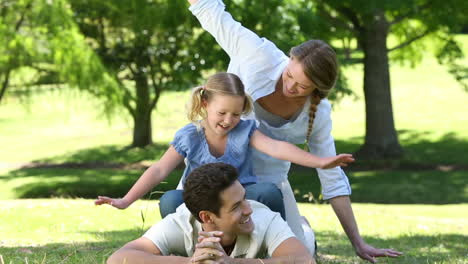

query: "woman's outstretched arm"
xmin=330 ymin=196 xmax=403 ymax=263
xmin=187 ymin=0 xmax=266 ymax=61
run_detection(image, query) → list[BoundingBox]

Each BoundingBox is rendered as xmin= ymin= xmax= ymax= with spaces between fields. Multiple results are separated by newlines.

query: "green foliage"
xmin=69 ymin=0 xmax=210 ymax=146
xmin=0 ymin=0 xmax=121 ymax=114
xmin=435 ymin=36 xmax=468 ymax=91
xmin=297 ymin=0 xmax=468 ymax=88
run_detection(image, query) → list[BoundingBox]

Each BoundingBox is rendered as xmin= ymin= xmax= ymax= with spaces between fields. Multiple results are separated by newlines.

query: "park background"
xmin=0 ymin=0 xmax=467 ymax=263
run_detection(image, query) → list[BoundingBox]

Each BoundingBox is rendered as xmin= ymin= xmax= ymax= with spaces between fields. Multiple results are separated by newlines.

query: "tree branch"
xmin=15 ymin=0 xmax=33 ymax=31
xmin=316 ymin=3 xmax=357 ymax=34
xmin=120 ymin=82 xmax=136 ymax=118
xmin=389 ymin=2 xmax=431 ymax=25
xmin=147 ymin=55 xmax=162 ymax=112
xmin=0 ymin=0 xmax=33 ymax=104
xmin=334 ymin=6 xmax=364 ymax=33
xmin=0 ymin=71 xmax=11 ymax=103
xmin=387 ymin=29 xmax=431 ymax=52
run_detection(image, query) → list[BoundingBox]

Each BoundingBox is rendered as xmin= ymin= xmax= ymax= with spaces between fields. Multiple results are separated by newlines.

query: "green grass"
xmin=0 ymin=89 xmax=189 ymax=163
xmin=0 ymin=199 xmax=160 ymax=264
xmin=0 ymin=200 xmax=466 ymax=264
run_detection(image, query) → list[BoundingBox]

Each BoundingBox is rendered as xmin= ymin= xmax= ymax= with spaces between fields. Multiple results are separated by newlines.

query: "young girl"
xmin=95 ymin=73 xmax=353 ymax=219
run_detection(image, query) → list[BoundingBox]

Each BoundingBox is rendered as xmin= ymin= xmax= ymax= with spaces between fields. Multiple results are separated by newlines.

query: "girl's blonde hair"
xmin=187 ymin=72 xmax=253 ymax=122
xmin=290 ymin=40 xmax=338 ymax=145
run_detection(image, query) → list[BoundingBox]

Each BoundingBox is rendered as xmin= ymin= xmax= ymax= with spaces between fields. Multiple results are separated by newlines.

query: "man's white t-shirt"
xmin=143 ymin=200 xmax=295 ymax=258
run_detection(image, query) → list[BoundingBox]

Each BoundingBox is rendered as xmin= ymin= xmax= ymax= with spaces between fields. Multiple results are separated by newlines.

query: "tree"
xmin=70 ymin=0 xmax=207 ymax=147
xmin=294 ymin=0 xmax=468 ymax=159
xmin=1 ymin=0 xmax=41 ymax=103
xmin=0 ymin=0 xmax=119 ymax=113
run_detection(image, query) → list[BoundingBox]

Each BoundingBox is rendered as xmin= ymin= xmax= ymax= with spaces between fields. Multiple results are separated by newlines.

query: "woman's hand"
xmin=355 ymin=242 xmax=403 ymax=263
xmin=320 ymin=154 xmax=355 ymax=169
xmin=94 ymin=196 xmax=131 ymax=209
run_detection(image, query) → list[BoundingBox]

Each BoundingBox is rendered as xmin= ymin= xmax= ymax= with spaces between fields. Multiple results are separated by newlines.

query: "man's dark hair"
xmin=183 ymin=162 xmax=239 ymax=222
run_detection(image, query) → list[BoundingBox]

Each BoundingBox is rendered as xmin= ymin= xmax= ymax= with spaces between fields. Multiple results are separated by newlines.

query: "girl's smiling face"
xmin=202 ymin=94 xmax=244 ymax=138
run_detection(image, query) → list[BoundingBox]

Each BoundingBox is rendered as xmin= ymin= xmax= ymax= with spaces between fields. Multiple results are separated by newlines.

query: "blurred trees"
xmin=0 ymin=0 xmax=120 ymax=113
xmin=0 ymin=0 xmax=53 ymax=103
xmin=2 ymin=0 xmax=467 ymax=152
xmin=186 ymin=0 xmax=467 ymax=159
xmin=293 ymin=0 xmax=468 ymax=159
xmin=70 ymin=0 xmax=207 ymax=147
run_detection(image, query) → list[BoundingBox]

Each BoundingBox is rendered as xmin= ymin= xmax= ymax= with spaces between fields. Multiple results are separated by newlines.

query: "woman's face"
xmin=281 ymin=57 xmax=316 ymax=98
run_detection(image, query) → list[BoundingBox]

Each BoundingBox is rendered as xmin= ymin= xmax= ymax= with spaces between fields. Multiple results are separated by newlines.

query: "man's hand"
xmin=355 ymin=242 xmax=403 ymax=263
xmin=191 ymin=231 xmax=233 ymax=264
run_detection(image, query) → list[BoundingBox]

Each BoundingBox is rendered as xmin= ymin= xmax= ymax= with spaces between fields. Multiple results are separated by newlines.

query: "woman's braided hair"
xmin=290 ymin=40 xmax=338 ymax=147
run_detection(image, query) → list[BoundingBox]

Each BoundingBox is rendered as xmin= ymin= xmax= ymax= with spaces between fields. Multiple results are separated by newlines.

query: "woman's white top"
xmin=189 ymin=0 xmax=351 ymax=200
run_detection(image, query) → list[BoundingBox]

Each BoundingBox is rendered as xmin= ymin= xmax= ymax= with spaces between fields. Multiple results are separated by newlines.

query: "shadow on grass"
xmin=25 ymin=130 xmax=468 ymax=168
xmin=35 ymin=143 xmax=170 ymax=164
xmin=315 ymin=231 xmax=467 ymax=263
xmin=1 ymin=230 xmax=466 ymax=264
xmin=1 ymin=130 xmax=467 ymax=203
xmin=3 ymin=162 xmax=466 ymax=204
xmin=334 ymin=130 xmax=468 ymax=166
xmin=288 ymin=168 xmax=467 ymax=204
xmin=3 ymin=167 xmax=183 ymax=199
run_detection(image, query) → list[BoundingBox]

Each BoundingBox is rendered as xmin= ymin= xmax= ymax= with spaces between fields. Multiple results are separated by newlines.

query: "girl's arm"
xmin=95 ymin=146 xmax=184 ymax=209
xmin=250 ymin=130 xmax=354 ymax=169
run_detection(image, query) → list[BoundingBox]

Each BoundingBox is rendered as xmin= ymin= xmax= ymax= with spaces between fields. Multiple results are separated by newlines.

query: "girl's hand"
xmin=320 ymin=154 xmax=355 ymax=169
xmin=94 ymin=196 xmax=130 ymax=209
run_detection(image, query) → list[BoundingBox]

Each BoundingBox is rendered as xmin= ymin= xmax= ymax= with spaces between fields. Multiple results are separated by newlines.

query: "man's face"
xmin=211 ymin=181 xmax=254 ymax=236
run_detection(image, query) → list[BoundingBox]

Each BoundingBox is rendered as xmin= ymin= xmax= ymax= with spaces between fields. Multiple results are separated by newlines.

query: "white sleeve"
xmin=308 ymin=100 xmax=352 ymax=200
xmin=143 ymin=215 xmax=186 ymax=256
xmin=189 ymin=0 xmax=265 ymax=62
xmin=264 ymin=212 xmax=296 ymax=257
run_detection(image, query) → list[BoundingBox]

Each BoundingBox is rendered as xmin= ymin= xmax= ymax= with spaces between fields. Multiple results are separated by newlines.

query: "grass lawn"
xmin=0 ymin=200 xmax=466 ymax=264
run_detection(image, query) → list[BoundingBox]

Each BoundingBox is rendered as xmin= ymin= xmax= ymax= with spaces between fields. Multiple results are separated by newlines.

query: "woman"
xmin=186 ymin=0 xmax=402 ymax=262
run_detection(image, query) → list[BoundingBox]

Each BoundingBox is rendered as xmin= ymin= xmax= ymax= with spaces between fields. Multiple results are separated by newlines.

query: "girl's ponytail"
xmin=187 ymin=86 xmax=206 ymax=123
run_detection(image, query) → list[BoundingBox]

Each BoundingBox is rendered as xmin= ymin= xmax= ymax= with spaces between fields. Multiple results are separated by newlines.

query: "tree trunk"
xmin=0 ymin=70 xmax=11 ymax=104
xmin=355 ymin=13 xmax=403 ymax=159
xmin=131 ymin=73 xmax=153 ymax=147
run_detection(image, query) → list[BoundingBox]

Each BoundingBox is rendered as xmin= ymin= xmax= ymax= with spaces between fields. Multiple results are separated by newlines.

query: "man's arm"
xmin=267 ymin=237 xmax=315 ymax=264
xmin=194 ymin=232 xmax=315 ymax=264
xmin=107 ymin=237 xmax=190 ymax=264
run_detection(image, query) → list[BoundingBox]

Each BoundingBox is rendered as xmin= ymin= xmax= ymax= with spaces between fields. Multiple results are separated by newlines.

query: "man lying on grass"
xmin=107 ymin=162 xmax=314 ymax=264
